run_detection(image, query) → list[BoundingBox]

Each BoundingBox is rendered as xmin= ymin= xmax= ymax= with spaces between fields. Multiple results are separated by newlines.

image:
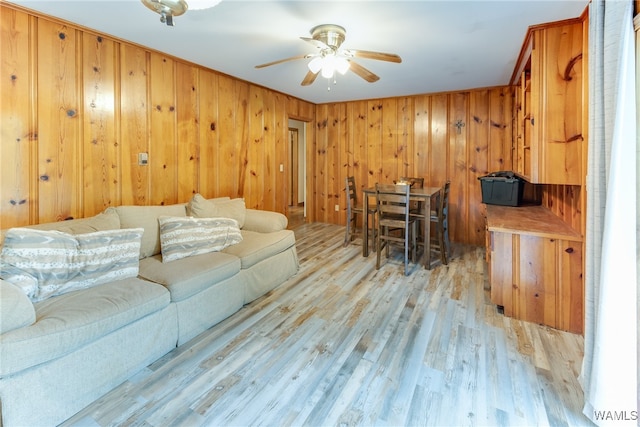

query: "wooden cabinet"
xmin=486 ymin=205 xmax=583 ymax=334
xmin=513 ymin=20 xmax=585 ymax=185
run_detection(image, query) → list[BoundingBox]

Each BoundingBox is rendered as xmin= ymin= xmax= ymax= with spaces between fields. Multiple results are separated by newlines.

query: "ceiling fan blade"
xmin=349 ymin=49 xmax=402 ymax=63
xmin=348 ymin=61 xmax=380 ymax=83
xmin=301 ymin=70 xmax=319 ymax=86
xmin=255 ymin=54 xmax=308 ymax=69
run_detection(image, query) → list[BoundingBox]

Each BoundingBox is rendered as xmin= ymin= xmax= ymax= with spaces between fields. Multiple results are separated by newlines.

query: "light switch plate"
xmin=138 ymin=152 xmax=148 ymax=166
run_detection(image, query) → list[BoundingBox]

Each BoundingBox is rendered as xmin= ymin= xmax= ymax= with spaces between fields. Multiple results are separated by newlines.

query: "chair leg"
xmin=344 ymin=215 xmax=350 ymax=247
xmin=441 ymin=223 xmax=450 ymax=265
xmin=344 ymin=213 xmax=353 ymax=247
xmin=376 ymin=225 xmax=383 ymax=270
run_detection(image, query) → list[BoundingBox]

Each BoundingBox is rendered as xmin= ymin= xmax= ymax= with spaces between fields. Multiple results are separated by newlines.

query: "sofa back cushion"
xmin=114 ymin=204 xmax=187 ymax=258
xmin=0 ymin=228 xmax=144 ymax=302
xmin=188 ymin=194 xmax=246 ymax=228
xmin=0 ymin=209 xmax=121 ymax=247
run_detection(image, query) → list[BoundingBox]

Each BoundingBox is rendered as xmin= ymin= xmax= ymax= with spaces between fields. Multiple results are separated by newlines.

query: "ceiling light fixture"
xmin=307 ymin=54 xmax=351 ymax=80
xmin=141 ymin=0 xmax=222 ymax=26
xmin=141 ymin=0 xmax=187 ymax=26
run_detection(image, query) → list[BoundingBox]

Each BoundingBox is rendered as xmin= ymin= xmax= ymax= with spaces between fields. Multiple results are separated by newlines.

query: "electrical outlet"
xmin=335 ymin=204 xmax=339 ymax=212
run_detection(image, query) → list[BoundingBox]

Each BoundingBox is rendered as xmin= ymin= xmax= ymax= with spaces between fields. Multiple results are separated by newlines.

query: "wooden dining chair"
xmin=344 ymin=176 xmax=376 ymax=248
xmin=430 ymin=180 xmax=451 ymax=265
xmin=375 ymin=183 xmax=417 ymax=276
xmin=400 ymin=176 xmax=427 ymax=252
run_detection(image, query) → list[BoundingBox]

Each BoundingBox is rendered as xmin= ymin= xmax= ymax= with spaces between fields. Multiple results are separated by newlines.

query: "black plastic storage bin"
xmin=478 ymin=171 xmax=525 ymax=206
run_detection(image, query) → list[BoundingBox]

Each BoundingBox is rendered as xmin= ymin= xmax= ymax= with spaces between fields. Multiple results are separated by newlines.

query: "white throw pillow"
xmin=158 ymin=216 xmax=243 ymax=263
xmin=0 ymin=228 xmax=144 ymax=302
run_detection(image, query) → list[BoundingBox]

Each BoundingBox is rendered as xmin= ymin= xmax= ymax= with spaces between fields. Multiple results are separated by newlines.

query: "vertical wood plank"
xmin=366 ymin=100 xmax=382 ymax=187
xmin=273 ymin=92 xmax=286 ymax=214
xmin=335 ymin=103 xmax=348 ymax=224
xmin=176 ymin=62 xmax=199 ymax=203
xmin=488 ymin=88 xmax=511 ymax=173
xmin=448 ymin=92 xmax=469 ymax=244
xmin=37 ymin=19 xmax=80 ymax=222
xmin=429 ymin=94 xmax=448 ymax=187
xmin=218 ymin=76 xmax=240 ymax=197
xmin=246 ymin=85 xmax=264 ymax=209
xmin=352 ymin=101 xmax=368 ymax=195
xmin=198 ymin=68 xmax=219 ymax=198
xmin=381 ymin=98 xmax=398 ymax=183
xmin=149 ymin=53 xmax=177 ymax=206
xmin=119 ymin=44 xmax=149 ymax=205
xmin=468 ymin=90 xmax=490 ymax=246
xmin=398 ymin=97 xmax=414 ymax=177
xmin=326 ymin=103 xmax=340 ymax=224
xmin=82 ymin=32 xmax=118 ymax=217
xmin=315 ymin=104 xmax=328 ymax=222
xmin=0 ymin=8 xmax=32 ymax=228
xmin=235 ymin=80 xmax=250 ymax=199
xmin=413 ymin=95 xmax=430 ymax=181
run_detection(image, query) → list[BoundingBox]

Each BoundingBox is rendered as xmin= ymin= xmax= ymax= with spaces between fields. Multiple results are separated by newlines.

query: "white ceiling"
xmin=8 ymin=0 xmax=589 ymax=104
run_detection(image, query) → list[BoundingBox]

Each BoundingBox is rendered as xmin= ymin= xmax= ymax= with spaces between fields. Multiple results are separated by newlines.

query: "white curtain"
xmin=580 ymin=0 xmax=638 ymax=425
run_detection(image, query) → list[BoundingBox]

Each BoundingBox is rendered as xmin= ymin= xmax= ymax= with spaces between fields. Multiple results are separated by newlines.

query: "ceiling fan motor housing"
xmin=141 ymin=0 xmax=188 ymax=25
xmin=311 ymin=24 xmax=346 ymax=50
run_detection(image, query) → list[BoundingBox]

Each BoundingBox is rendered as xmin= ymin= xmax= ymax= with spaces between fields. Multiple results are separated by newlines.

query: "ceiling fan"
xmin=255 ymin=24 xmax=402 ymax=87
xmin=141 ymin=0 xmax=221 ymax=26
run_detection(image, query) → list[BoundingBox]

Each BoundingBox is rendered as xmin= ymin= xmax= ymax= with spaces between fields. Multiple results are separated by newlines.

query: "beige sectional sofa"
xmin=0 ymin=195 xmax=299 ymax=427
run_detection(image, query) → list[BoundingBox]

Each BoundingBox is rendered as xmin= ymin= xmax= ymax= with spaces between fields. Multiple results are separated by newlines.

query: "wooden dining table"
xmin=362 ymin=184 xmax=441 ymax=270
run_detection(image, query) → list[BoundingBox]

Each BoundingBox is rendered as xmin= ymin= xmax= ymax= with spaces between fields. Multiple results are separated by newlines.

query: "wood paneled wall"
xmin=312 ymin=89 xmax=513 ymax=246
xmin=0 ymin=4 xmax=313 ymax=229
xmin=0 ymin=4 xmax=583 ymax=248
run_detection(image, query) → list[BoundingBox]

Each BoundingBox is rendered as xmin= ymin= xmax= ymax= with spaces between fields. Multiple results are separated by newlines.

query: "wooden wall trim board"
xmin=0 ymin=3 xmax=584 ymax=248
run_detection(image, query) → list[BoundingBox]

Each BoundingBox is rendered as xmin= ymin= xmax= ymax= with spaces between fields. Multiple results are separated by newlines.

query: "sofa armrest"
xmin=0 ymin=279 xmax=36 ymax=334
xmin=242 ymin=209 xmax=288 ymax=233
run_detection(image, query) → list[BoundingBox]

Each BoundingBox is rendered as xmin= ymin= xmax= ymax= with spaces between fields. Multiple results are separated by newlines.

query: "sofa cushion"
xmin=222 ymin=229 xmax=296 ymax=269
xmin=0 ymin=279 xmax=36 ymax=334
xmin=188 ymin=194 xmax=246 ymax=228
xmin=0 ymin=209 xmax=121 ymax=247
xmin=0 ymin=277 xmax=170 ymax=377
xmin=115 ymin=204 xmax=187 ymax=258
xmin=158 ymin=216 xmax=242 ymax=263
xmin=0 ymin=228 xmax=143 ymax=302
xmin=185 ymin=196 xmax=230 ymax=216
xmin=138 ymin=252 xmax=241 ymax=302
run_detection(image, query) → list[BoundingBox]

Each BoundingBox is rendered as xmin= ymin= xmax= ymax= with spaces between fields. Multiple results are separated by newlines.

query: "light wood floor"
xmin=63 ymin=222 xmax=592 ymax=427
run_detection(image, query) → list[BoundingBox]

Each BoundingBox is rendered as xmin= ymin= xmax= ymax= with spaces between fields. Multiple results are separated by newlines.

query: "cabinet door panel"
xmin=490 ymin=231 xmax=515 ymax=316
xmin=558 ymin=240 xmax=583 ymax=333
xmin=538 ymin=24 xmax=583 ymax=185
xmin=517 ymin=235 xmax=557 ymax=327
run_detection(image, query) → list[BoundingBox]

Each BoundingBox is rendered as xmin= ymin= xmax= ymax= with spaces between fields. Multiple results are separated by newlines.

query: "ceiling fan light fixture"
xmin=320 ymin=63 xmax=335 ymax=79
xmin=141 ymin=0 xmax=188 ymax=25
xmin=335 ymin=57 xmax=350 ymax=75
xmin=308 ymin=57 xmax=323 ymax=74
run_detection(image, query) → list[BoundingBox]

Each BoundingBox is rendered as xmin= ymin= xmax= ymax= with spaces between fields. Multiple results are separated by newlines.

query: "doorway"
xmin=288 ymin=119 xmax=306 ymax=227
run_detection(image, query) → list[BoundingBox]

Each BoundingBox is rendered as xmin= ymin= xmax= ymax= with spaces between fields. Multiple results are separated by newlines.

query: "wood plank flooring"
xmin=62 ymin=222 xmax=592 ymax=427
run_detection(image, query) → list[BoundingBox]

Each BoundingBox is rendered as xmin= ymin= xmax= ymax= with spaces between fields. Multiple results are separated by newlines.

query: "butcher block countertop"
xmin=484 ymin=204 xmax=583 ymax=241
